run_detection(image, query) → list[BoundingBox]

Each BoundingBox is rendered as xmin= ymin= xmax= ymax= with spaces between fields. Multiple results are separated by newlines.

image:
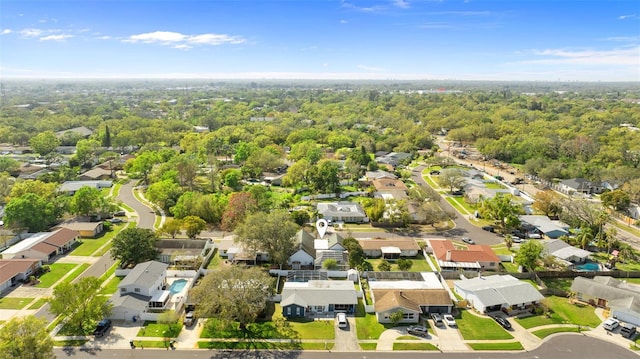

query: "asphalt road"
xmin=53 ymin=334 xmax=637 ymax=358
xmin=117 ymin=181 xmax=156 ymax=230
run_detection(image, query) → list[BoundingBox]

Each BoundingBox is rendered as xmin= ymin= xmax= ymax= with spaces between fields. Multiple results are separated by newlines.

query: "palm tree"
xmin=576 ymin=227 xmax=594 ymax=250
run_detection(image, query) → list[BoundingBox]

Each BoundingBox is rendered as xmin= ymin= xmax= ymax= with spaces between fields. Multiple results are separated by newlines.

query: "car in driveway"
xmin=492 ymin=316 xmax=512 ymax=330
xmin=443 ymin=314 xmax=456 ymax=327
xmin=481 ymin=225 xmax=495 ymax=233
xmin=183 ymin=311 xmax=195 ymax=326
xmin=336 ymin=312 xmax=348 ymax=329
xmin=431 ymin=313 xmax=444 ymax=327
xmin=407 ymin=325 xmax=429 ymax=337
xmin=461 ymin=237 xmax=475 ymax=244
xmin=603 ymin=318 xmax=620 ymax=331
xmin=92 ymin=319 xmax=112 ymax=337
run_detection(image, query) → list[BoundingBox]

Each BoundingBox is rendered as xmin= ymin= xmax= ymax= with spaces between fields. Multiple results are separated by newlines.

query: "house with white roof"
xmin=59 ymin=180 xmax=113 ymax=195
xmin=543 ymin=239 xmax=592 ymax=264
xmin=454 ymin=274 xmax=544 ymax=314
xmin=519 ymin=215 xmax=569 ymax=239
xmin=1 ymin=228 xmax=80 ymax=262
xmin=109 ymin=261 xmax=169 ymax=321
xmin=287 ymin=229 xmax=347 ymax=270
xmin=317 ymin=201 xmax=369 ymax=224
xmin=281 ymin=280 xmax=358 ymax=318
xmin=571 ymin=276 xmax=640 ymax=327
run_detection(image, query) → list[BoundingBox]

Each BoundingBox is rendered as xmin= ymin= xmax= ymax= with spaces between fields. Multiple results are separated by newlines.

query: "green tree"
xmin=189 ymin=266 xmax=275 ymax=330
xmin=0 ymin=315 xmax=54 ymax=359
xmin=29 ymin=131 xmax=60 ymax=157
xmin=343 ymin=237 xmax=367 ymax=269
xmin=48 ymin=277 xmax=112 ymax=335
xmin=323 ymin=258 xmax=338 ymax=270
xmin=234 ymin=210 xmax=299 ymax=268
xmin=4 ymin=193 xmax=57 ymax=232
xmin=9 ymin=179 xmax=58 ymax=200
xmin=161 ymin=218 xmax=183 ymax=238
xmin=69 ymin=186 xmax=111 ymax=217
xmin=0 ymin=173 xmax=16 ymax=205
xmin=308 ymin=160 xmax=340 ymax=193
xmin=74 ymin=138 xmax=101 ymax=167
xmin=102 ymin=124 xmax=112 ymax=147
xmin=362 ymin=198 xmax=386 ymax=222
xmin=437 ymin=168 xmax=467 ymax=193
xmin=0 ymin=157 xmax=20 ymax=175
xmin=514 ymin=240 xmax=544 ymax=271
xmin=282 ymin=158 xmax=313 ymax=188
xmin=182 ymin=215 xmax=207 ymax=239
xmin=111 ymin=228 xmax=160 ymax=267
xmin=478 ymin=194 xmax=524 ymax=232
xmin=146 ymin=179 xmax=181 ymax=211
xmin=378 ymin=260 xmax=392 ymax=271
xmin=532 ymin=190 xmax=563 ymax=217
xmin=221 ymin=192 xmax=258 ymax=231
xmin=576 ymin=226 xmax=594 ymax=250
xmin=389 ymin=310 xmax=405 ymax=326
xmin=124 ymin=151 xmax=161 ymax=184
xmin=601 ymin=189 xmax=631 ymax=211
xmin=397 ymin=258 xmax=413 ymax=271
xmin=157 ymin=310 xmax=181 ymax=336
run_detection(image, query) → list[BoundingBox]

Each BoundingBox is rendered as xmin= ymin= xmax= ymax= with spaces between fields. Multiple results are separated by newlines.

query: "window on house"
xmin=134 ymin=288 xmax=140 ymax=293
xmin=120 ymin=288 xmax=126 ymax=293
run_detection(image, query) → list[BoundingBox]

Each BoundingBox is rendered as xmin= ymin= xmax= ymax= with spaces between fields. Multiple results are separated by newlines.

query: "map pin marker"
xmin=316 ymin=219 xmax=328 ymax=239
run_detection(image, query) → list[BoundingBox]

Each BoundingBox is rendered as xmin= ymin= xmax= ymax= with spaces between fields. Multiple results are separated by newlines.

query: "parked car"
xmin=113 ymin=210 xmax=126 ymax=216
xmin=603 ymin=318 xmax=620 ymax=331
xmin=183 ymin=311 xmax=195 ymax=326
xmin=108 ymin=218 xmax=124 ymax=224
xmin=429 ymin=170 xmax=440 ymax=175
xmin=431 ymin=313 xmax=444 ymax=327
xmin=512 ymin=237 xmax=525 ymax=243
xmin=620 ymin=323 xmax=636 ymax=338
xmin=407 ymin=325 xmax=429 ymax=337
xmin=92 ymin=319 xmax=112 ymax=337
xmin=461 ymin=237 xmax=475 ymax=244
xmin=493 ymin=316 xmax=512 ymax=330
xmin=443 ymin=314 xmax=456 ymax=327
xmin=527 ymin=233 xmax=542 ymax=239
xmin=336 ymin=312 xmax=348 ymax=329
xmin=481 ymin=226 xmax=495 ymax=233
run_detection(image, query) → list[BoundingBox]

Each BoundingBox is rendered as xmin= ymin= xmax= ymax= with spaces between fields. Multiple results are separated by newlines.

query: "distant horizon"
xmin=1 ymin=1 xmax=638 ymax=82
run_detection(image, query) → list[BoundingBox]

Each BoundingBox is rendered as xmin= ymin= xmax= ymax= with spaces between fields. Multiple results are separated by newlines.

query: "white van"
xmin=603 ymin=317 xmax=620 ymax=331
xmin=336 ymin=313 xmax=347 ymax=329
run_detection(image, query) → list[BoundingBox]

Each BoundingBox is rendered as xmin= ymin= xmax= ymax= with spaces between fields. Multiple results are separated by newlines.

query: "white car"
xmin=603 ymin=317 xmax=620 ymax=331
xmin=443 ymin=314 xmax=456 ymax=327
xmin=336 ymin=312 xmax=347 ymax=329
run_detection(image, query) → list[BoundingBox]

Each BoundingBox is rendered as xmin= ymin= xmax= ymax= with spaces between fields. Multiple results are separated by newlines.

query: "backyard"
xmin=365 ymin=253 xmax=433 ymax=272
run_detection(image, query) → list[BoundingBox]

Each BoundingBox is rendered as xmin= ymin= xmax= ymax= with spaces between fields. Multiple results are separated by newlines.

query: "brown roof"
xmin=430 ymin=240 xmax=500 ymax=263
xmin=372 ymin=178 xmax=408 ymax=191
xmin=0 ymin=259 xmax=40 ymax=284
xmin=373 ymin=289 xmax=451 ymax=312
xmin=43 ymin=228 xmax=79 ymax=247
xmin=357 ymin=238 xmax=421 ymax=251
xmin=31 ymin=242 xmax=58 ymax=255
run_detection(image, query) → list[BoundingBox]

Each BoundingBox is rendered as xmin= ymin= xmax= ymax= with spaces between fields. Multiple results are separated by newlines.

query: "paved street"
xmin=117 ymin=180 xmax=156 ymax=230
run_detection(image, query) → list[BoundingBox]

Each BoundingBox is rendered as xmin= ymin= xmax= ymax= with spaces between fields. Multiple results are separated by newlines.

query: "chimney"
xmin=446 ymin=250 xmax=452 ymax=261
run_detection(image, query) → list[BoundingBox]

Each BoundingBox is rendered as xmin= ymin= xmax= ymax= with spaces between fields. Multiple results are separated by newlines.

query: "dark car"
xmin=113 ymin=210 xmax=126 ymax=216
xmin=407 ymin=325 xmax=429 ymax=337
xmin=482 ymin=225 xmax=495 ymax=233
xmin=493 ymin=316 xmax=512 ymax=330
xmin=429 ymin=170 xmax=440 ymax=175
xmin=93 ymin=319 xmax=112 ymax=337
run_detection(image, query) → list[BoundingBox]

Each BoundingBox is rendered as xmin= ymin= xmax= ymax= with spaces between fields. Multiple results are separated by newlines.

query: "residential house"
xmin=78 ymin=167 xmax=113 ymax=181
xmin=57 ymin=221 xmax=104 ymax=238
xmin=543 ymin=239 xmax=592 ymax=264
xmin=454 ymin=274 xmax=544 ymax=314
xmin=571 ymin=276 xmax=640 ymax=327
xmin=288 ymin=229 xmax=347 ymax=270
xmin=0 ymin=258 xmax=42 ymax=292
xmin=357 ymin=238 xmax=421 ymax=260
xmin=281 ymin=279 xmax=357 ymax=318
xmin=156 ymin=239 xmax=212 ymax=268
xmin=59 ymin=180 xmax=113 ymax=195
xmin=317 ymin=201 xmax=369 ymax=224
xmin=429 ymin=239 xmax=500 ymax=271
xmin=374 ymin=152 xmax=412 ymax=168
xmin=219 ymin=237 xmax=269 ymax=264
xmin=1 ymin=228 xmax=80 ymax=262
xmin=55 ymin=126 xmax=94 ymax=138
xmin=365 ymin=271 xmax=453 ymax=323
xmin=365 ymin=170 xmax=397 ymax=181
xmin=559 ymin=178 xmax=604 ymax=195
xmin=519 ymin=215 xmax=569 ymax=239
xmin=109 ymin=261 xmax=169 ymax=321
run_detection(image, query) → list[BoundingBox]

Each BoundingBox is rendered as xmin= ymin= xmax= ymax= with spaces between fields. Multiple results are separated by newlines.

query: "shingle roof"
xmin=430 ymin=240 xmax=500 ymax=263
xmin=42 ymin=228 xmax=79 ymax=247
xmin=455 ymin=275 xmax=544 ymax=306
xmin=0 ymin=259 xmax=40 ymax=284
xmin=373 ymin=289 xmax=451 ymax=312
xmin=281 ymin=280 xmax=357 ymax=307
xmin=571 ymin=276 xmax=640 ymax=312
xmin=544 ymin=239 xmax=591 ymax=260
xmin=119 ymin=261 xmax=168 ymax=287
xmin=357 ymin=238 xmax=420 ymax=251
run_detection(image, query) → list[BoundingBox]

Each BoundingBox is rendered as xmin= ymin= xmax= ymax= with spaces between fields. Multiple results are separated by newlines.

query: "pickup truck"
xmin=92 ymin=319 xmax=112 ymax=337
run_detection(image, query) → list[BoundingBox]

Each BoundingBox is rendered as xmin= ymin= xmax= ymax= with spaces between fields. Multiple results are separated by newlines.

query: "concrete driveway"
xmin=430 ymin=321 xmax=468 ymax=352
xmin=333 ymin=316 xmax=359 ymax=352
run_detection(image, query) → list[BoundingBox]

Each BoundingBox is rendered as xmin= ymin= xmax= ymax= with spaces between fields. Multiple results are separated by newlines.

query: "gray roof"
xmin=109 ymin=293 xmax=150 ymax=312
xmin=571 ymin=276 xmax=640 ymax=313
xmin=560 ymin=178 xmax=594 ymax=191
xmin=281 ymin=280 xmax=357 ymax=307
xmin=544 ymin=239 xmax=591 ymax=260
xmin=56 ymin=126 xmax=93 ymax=138
xmin=317 ymin=202 xmax=367 ymax=218
xmin=60 ymin=180 xmax=113 ymax=193
xmin=520 ymin=215 xmax=569 ymax=236
xmin=455 ymin=275 xmax=544 ymax=306
xmin=119 ymin=261 xmax=168 ymax=287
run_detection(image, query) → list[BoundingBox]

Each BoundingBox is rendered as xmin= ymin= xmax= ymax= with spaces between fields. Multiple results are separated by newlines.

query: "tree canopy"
xmin=0 ymin=315 xmax=54 ymax=359
xmin=234 ymin=210 xmax=300 ymax=267
xmin=48 ymin=277 xmax=112 ymax=335
xmin=111 ymin=228 xmax=160 ymax=267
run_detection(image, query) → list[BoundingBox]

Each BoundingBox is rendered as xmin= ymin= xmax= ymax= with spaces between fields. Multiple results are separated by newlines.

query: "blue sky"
xmin=0 ymin=0 xmax=638 ymax=81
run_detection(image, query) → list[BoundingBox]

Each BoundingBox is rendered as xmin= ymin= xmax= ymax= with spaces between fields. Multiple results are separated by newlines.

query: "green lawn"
xmin=207 ymin=249 xmax=222 ymax=269
xmin=27 ymin=298 xmax=48 ymax=310
xmin=360 ymin=342 xmax=378 ymax=350
xmin=491 ymin=244 xmax=513 ymax=256
xmin=98 ymin=262 xmax=119 ymax=282
xmin=137 ymin=322 xmax=182 ymax=337
xmin=484 ymin=181 xmax=507 ymax=190
xmin=468 ymin=342 xmax=523 ymax=350
xmin=457 ymin=310 xmax=514 ymax=340
xmin=393 ymin=342 xmax=439 ymax=350
xmin=197 ymin=341 xmax=299 ymax=350
xmin=70 ymin=223 xmax=128 ymax=256
xmin=200 ymin=317 xmax=318 ymax=340
xmin=53 ymin=340 xmax=89 ymax=347
xmin=288 ymin=319 xmax=335 ymax=339
xmin=516 ymin=296 xmax=601 ymax=329
xmin=365 ymin=253 xmax=432 ymax=272
xmin=355 ymin=302 xmax=390 ymax=340
xmin=0 ymin=297 xmax=32 ymax=309
xmin=100 ymin=276 xmax=124 ymax=294
xmin=448 ymin=197 xmax=476 ymax=214
xmin=532 ymin=326 xmax=582 ymax=338
xmin=35 ymin=263 xmax=78 ymax=288
xmin=542 ymin=278 xmax=573 ymax=292
xmin=501 ymin=262 xmax=519 ymax=273
xmin=59 ymin=263 xmax=90 ymax=285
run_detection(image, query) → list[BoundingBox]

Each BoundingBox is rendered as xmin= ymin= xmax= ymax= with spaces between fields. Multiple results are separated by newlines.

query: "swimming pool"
xmin=168 ymin=279 xmax=188 ymax=294
xmin=575 ymin=262 xmax=600 ymax=271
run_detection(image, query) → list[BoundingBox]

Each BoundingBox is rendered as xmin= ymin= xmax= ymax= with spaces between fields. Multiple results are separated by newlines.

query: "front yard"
xmin=515 ymin=296 xmax=601 ymax=329
xmin=456 ymin=310 xmax=514 ymax=340
xmin=35 ymin=263 xmax=78 ymax=288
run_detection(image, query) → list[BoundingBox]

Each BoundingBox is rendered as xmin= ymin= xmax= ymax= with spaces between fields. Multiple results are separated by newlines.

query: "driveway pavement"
xmin=431 ymin=323 xmax=468 ymax=352
xmin=332 ymin=316 xmax=359 ymax=351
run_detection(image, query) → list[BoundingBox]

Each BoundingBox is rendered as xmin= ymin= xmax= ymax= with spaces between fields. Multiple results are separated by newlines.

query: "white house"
xmin=1 ymin=228 xmax=80 ymax=262
xmin=571 ymin=276 xmax=640 ymax=327
xmin=287 ymin=229 xmax=347 ymax=270
xmin=454 ymin=274 xmax=544 ymax=314
xmin=317 ymin=202 xmax=369 ymax=223
xmin=543 ymin=239 xmax=592 ymax=264
xmin=109 ymin=261 xmax=169 ymax=321
xmin=0 ymin=259 xmax=42 ymax=292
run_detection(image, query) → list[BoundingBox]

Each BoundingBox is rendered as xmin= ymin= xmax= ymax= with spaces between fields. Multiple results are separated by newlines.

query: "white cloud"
xmin=173 ymin=44 xmax=192 ymax=50
xmin=0 ymin=29 xmax=12 ymax=35
xmin=97 ymin=36 xmax=112 ymax=40
xmin=392 ymin=0 xmax=410 ymax=9
xmin=340 ymin=20 xmax=348 ymax=24
xmin=357 ymin=64 xmax=385 ymax=72
xmin=40 ymin=34 xmax=73 ymax=41
xmin=618 ymin=14 xmax=638 ymax=20
xmin=20 ymin=28 xmax=43 ymax=37
xmin=523 ymin=46 xmax=640 ymax=66
xmin=125 ymin=31 xmax=245 ymax=47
